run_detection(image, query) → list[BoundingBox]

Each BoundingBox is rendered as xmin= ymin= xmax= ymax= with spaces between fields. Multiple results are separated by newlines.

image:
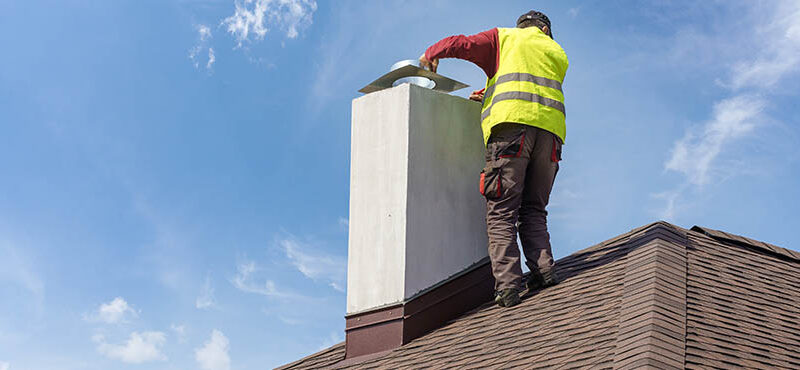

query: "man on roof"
xmin=419 ymin=10 xmax=568 ymax=308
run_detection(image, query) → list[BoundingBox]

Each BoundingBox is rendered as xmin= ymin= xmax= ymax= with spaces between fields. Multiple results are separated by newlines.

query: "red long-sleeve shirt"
xmin=424 ymin=28 xmax=500 ymax=79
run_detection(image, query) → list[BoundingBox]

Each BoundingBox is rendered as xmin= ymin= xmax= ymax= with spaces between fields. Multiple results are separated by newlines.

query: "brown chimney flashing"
xmin=343 ymin=257 xmax=494 ymax=360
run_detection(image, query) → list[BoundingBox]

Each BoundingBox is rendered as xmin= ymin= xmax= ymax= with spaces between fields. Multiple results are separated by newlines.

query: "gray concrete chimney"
xmin=344 ymin=83 xmax=494 ymax=360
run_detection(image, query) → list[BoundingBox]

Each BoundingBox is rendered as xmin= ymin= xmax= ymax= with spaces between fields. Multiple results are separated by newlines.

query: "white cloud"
xmin=651 ymin=184 xmax=692 ymax=221
xmin=280 ymin=238 xmax=346 ymax=292
xmin=198 ymin=24 xmax=212 ymax=42
xmin=93 ymin=331 xmax=167 ymax=364
xmin=729 ymin=1 xmax=800 ymax=90
xmin=665 ymin=95 xmax=766 ymax=186
xmin=659 ymin=1 xmax=799 ymax=218
xmin=190 ymin=24 xmax=215 ymax=71
xmin=337 ymin=217 xmax=349 ymax=228
xmin=567 ymin=7 xmax=581 ymax=19
xmin=195 ymin=330 xmax=231 ymax=370
xmin=170 ymin=324 xmax=187 ymax=343
xmin=230 ymin=260 xmax=322 ymax=303
xmin=277 ymin=315 xmax=303 ymax=325
xmin=189 ymin=45 xmax=202 ymax=68
xmin=207 ymin=47 xmax=216 ymax=70
xmin=86 ymin=297 xmax=138 ymax=324
xmin=230 ymin=261 xmax=287 ymax=298
xmin=196 ymin=276 xmax=216 ymax=309
xmin=231 ymin=238 xmax=345 ymax=298
xmin=0 ymin=361 xmax=9 ymax=370
xmin=223 ymin=0 xmax=318 ymax=46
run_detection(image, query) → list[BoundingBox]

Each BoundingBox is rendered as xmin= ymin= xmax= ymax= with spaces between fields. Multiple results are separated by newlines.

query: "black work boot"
xmin=526 ymin=269 xmax=560 ymax=291
xmin=494 ymin=288 xmax=521 ymax=308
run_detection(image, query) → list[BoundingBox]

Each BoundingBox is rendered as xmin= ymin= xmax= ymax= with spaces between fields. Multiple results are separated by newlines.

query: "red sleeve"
xmin=425 ymin=28 xmax=499 ymax=79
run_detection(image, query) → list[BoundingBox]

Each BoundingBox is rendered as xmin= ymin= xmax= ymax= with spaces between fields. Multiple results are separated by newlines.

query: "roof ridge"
xmin=613 ymin=224 xmax=688 ymax=369
xmin=556 ymin=221 xmax=685 ymax=262
xmin=690 ymin=226 xmax=800 ymax=263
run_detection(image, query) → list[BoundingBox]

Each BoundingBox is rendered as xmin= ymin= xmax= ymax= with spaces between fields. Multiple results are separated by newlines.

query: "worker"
xmin=419 ymin=10 xmax=568 ymax=308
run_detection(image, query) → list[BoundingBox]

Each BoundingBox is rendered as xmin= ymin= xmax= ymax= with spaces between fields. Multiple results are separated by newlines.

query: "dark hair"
xmin=517 ymin=19 xmax=551 ymax=37
xmin=516 ymin=11 xmax=553 ymax=38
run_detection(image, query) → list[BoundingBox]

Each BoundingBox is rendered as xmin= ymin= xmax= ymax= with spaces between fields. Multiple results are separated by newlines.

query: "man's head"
xmin=517 ymin=10 xmax=552 ymax=39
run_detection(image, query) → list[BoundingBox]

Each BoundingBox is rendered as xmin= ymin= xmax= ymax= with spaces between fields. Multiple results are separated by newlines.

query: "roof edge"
xmin=275 ymin=342 xmax=345 ymax=370
xmin=691 ymin=226 xmax=800 ymax=262
xmin=629 ymin=221 xmax=688 ymax=246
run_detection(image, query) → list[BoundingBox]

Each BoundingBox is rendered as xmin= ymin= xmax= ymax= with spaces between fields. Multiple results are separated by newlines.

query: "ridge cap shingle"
xmin=612 ymin=222 xmax=689 ymax=369
xmin=690 ymin=225 xmax=800 ymax=263
xmin=558 ymin=221 xmax=686 ymax=261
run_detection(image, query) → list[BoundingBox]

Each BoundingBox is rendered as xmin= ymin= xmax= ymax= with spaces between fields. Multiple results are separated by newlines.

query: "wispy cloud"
xmin=198 ymin=24 xmax=212 ymax=42
xmin=657 ymin=0 xmax=800 ymax=219
xmin=651 ymin=183 xmax=691 ymax=221
xmin=0 ymin=241 xmax=44 ymax=315
xmin=190 ymin=24 xmax=215 ymax=71
xmin=728 ymin=2 xmax=800 ymax=90
xmin=280 ymin=237 xmax=346 ymax=292
xmin=277 ymin=315 xmax=303 ymax=326
xmin=0 ymin=361 xmax=8 ymax=370
xmin=85 ymin=297 xmax=138 ymax=324
xmin=223 ymin=0 xmax=318 ymax=47
xmin=665 ymin=95 xmax=766 ymax=186
xmin=232 ymin=242 xmax=344 ymax=328
xmin=187 ymin=0 xmax=318 ymax=71
xmin=230 ymin=261 xmax=293 ymax=299
xmin=207 ymin=47 xmax=216 ymax=69
xmin=93 ymin=331 xmax=167 ymax=364
xmin=195 ymin=329 xmax=231 ymax=370
xmin=170 ymin=323 xmax=187 ymax=343
xmin=196 ymin=275 xmax=216 ymax=309
xmin=229 ymin=228 xmax=347 ymax=299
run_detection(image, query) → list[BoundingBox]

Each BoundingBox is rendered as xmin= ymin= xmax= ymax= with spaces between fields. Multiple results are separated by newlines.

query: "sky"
xmin=1 ymin=0 xmax=799 ymax=369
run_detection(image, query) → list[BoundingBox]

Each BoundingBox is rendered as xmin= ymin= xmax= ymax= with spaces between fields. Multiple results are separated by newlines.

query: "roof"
xmin=278 ymin=221 xmax=800 ymax=369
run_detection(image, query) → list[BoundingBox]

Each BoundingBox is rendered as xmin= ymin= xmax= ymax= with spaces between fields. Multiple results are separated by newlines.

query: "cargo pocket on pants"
xmin=480 ymin=164 xmax=503 ymax=200
xmin=551 ymin=135 xmax=562 ymax=163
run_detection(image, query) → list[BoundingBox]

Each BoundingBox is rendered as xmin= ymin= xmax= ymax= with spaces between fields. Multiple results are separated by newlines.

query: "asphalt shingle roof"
xmin=278 ymin=222 xmax=800 ymax=369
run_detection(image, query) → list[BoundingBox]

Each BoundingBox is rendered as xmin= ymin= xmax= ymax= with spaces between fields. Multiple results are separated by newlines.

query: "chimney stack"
xmin=345 ymin=83 xmax=494 ymax=360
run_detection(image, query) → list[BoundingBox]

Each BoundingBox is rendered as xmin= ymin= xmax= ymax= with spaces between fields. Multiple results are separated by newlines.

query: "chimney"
xmin=345 ymin=83 xmax=494 ymax=360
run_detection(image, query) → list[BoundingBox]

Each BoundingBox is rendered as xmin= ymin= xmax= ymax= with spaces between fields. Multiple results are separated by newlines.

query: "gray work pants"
xmin=480 ymin=122 xmax=561 ymax=291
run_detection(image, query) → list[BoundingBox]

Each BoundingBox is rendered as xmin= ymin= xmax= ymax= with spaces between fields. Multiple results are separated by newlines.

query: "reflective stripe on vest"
xmin=482 ymin=72 xmax=563 ymax=104
xmin=481 ymin=83 xmax=566 ymax=122
xmin=480 ymin=27 xmax=569 ymax=145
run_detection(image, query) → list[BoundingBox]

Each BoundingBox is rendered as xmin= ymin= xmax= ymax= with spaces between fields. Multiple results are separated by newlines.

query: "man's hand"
xmin=419 ymin=53 xmax=439 ymax=73
xmin=469 ymin=88 xmax=485 ymax=102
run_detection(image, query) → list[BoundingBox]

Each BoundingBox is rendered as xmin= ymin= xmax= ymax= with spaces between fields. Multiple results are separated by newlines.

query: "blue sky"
xmin=1 ymin=0 xmax=799 ymax=369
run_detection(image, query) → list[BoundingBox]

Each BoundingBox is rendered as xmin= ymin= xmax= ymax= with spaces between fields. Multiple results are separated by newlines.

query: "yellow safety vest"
xmin=481 ymin=27 xmax=569 ymax=145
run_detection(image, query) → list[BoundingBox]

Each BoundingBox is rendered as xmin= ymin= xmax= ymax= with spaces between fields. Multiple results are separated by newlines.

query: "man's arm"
xmin=468 ymin=88 xmax=485 ymax=102
xmin=419 ymin=28 xmax=499 ymax=79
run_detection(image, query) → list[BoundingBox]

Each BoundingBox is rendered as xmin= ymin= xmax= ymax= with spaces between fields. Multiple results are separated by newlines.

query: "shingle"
xmin=278 ymin=342 xmax=346 ymax=369
xmin=684 ymin=230 xmax=800 ymax=370
xmin=280 ymin=222 xmax=800 ymax=369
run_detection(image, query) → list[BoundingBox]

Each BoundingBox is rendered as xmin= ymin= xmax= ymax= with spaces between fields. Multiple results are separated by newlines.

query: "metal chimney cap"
xmin=390 ymin=59 xmax=423 ymax=71
xmin=390 ymin=60 xmax=436 ymax=89
xmin=359 ymin=60 xmax=469 ymax=94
